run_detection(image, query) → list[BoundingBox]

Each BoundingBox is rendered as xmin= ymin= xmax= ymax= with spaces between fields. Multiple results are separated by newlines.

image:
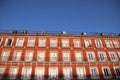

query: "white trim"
xmin=50 ymin=38 xmax=58 ymax=47
xmin=38 ymin=38 xmax=46 ymax=47
xmin=9 ymin=66 xmax=19 ymax=79
xmin=98 ymin=51 xmax=107 ymax=61
xmin=0 ymin=38 xmax=3 ymax=45
xmin=37 ymin=51 xmax=45 ymax=62
xmin=35 ymin=67 xmax=44 ymax=79
xmin=102 ymin=66 xmax=112 ymax=78
xmin=95 ymin=40 xmax=103 ymax=48
xmin=113 ymin=66 xmax=120 ymax=78
xmin=86 ymin=51 xmax=96 ymax=62
xmin=16 ymin=38 xmax=24 ymax=47
xmin=1 ymin=50 xmax=10 ymax=61
xmin=50 ymin=51 xmax=58 ymax=62
xmin=62 ymin=51 xmax=70 ymax=62
xmin=21 ymin=67 xmax=32 ymax=79
xmin=49 ymin=67 xmax=58 ymax=79
xmin=109 ymin=52 xmax=118 ymax=61
xmin=75 ymin=51 xmax=83 ymax=62
xmin=62 ymin=39 xmax=69 ymax=48
xmin=76 ymin=67 xmax=86 ymax=79
xmin=25 ymin=50 xmax=33 ymax=62
xmin=63 ymin=67 xmax=73 ymax=79
xmin=113 ymin=40 xmax=120 ymax=48
xmin=89 ymin=67 xmax=99 ymax=79
xmin=0 ymin=66 xmax=6 ymax=79
xmin=73 ymin=39 xmax=81 ymax=48
xmin=105 ymin=40 xmax=113 ymax=48
xmin=84 ymin=39 xmax=92 ymax=48
xmin=4 ymin=38 xmax=14 ymax=46
xmin=27 ymin=38 xmax=35 ymax=47
xmin=12 ymin=50 xmax=22 ymax=61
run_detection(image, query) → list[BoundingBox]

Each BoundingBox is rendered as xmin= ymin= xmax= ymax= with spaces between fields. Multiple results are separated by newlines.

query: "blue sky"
xmin=0 ymin=0 xmax=120 ymax=33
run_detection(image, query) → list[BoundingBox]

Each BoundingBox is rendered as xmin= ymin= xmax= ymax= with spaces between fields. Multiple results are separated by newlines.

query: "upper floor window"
xmin=37 ymin=51 xmax=45 ymax=62
xmin=50 ymin=51 xmax=58 ymax=62
xmin=105 ymin=40 xmax=113 ymax=48
xmin=98 ymin=51 xmax=107 ymax=61
xmin=76 ymin=67 xmax=86 ymax=79
xmin=35 ymin=67 xmax=44 ymax=80
xmin=62 ymin=39 xmax=69 ymax=48
xmin=109 ymin=52 xmax=118 ymax=61
xmin=12 ymin=50 xmax=22 ymax=61
xmin=117 ymin=52 xmax=120 ymax=59
xmin=27 ymin=38 xmax=35 ymax=47
xmin=95 ymin=40 xmax=103 ymax=48
xmin=63 ymin=67 xmax=73 ymax=79
xmin=62 ymin=51 xmax=70 ymax=62
xmin=50 ymin=38 xmax=58 ymax=47
xmin=4 ymin=38 xmax=13 ymax=46
xmin=21 ymin=67 xmax=32 ymax=79
xmin=9 ymin=66 xmax=19 ymax=79
xmin=1 ymin=50 xmax=10 ymax=61
xmin=89 ymin=67 xmax=99 ymax=79
xmin=113 ymin=66 xmax=120 ymax=78
xmin=38 ymin=38 xmax=46 ymax=47
xmin=73 ymin=39 xmax=81 ymax=48
xmin=113 ymin=40 xmax=120 ymax=48
xmin=0 ymin=66 xmax=6 ymax=79
xmin=75 ymin=51 xmax=83 ymax=62
xmin=86 ymin=51 xmax=96 ymax=62
xmin=84 ymin=39 xmax=92 ymax=48
xmin=16 ymin=38 xmax=24 ymax=47
xmin=49 ymin=67 xmax=58 ymax=79
xmin=25 ymin=51 xmax=33 ymax=62
xmin=0 ymin=38 xmax=3 ymax=45
xmin=102 ymin=67 xmax=112 ymax=78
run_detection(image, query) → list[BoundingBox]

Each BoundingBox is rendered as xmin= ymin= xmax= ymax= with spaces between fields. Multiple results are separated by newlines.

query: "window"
xmin=113 ymin=66 xmax=120 ymax=78
xmin=0 ymin=67 xmax=6 ymax=79
xmin=62 ymin=39 xmax=69 ymax=48
xmin=35 ymin=67 xmax=44 ymax=79
xmin=16 ymin=38 xmax=24 ymax=47
xmin=76 ymin=67 xmax=86 ymax=79
xmin=0 ymin=38 xmax=3 ymax=45
xmin=38 ymin=38 xmax=46 ymax=47
xmin=25 ymin=51 xmax=33 ymax=62
xmin=102 ymin=67 xmax=112 ymax=78
xmin=90 ymin=67 xmax=99 ymax=79
xmin=50 ymin=38 xmax=58 ymax=47
xmin=4 ymin=38 xmax=13 ymax=46
xmin=1 ymin=50 xmax=10 ymax=61
xmin=84 ymin=39 xmax=92 ymax=48
xmin=27 ymin=38 xmax=35 ymax=47
xmin=113 ymin=40 xmax=120 ymax=48
xmin=73 ymin=39 xmax=81 ymax=48
xmin=86 ymin=51 xmax=96 ymax=61
xmin=63 ymin=67 xmax=73 ymax=79
xmin=75 ymin=51 xmax=83 ymax=62
xmin=117 ymin=52 xmax=120 ymax=58
xmin=9 ymin=66 xmax=19 ymax=79
xmin=98 ymin=51 xmax=107 ymax=61
xmin=21 ymin=67 xmax=32 ymax=79
xmin=50 ymin=51 xmax=58 ymax=62
xmin=105 ymin=40 xmax=113 ymax=48
xmin=12 ymin=50 xmax=22 ymax=61
xmin=37 ymin=51 xmax=45 ymax=62
xmin=49 ymin=67 xmax=58 ymax=79
xmin=95 ymin=40 xmax=103 ymax=48
xmin=62 ymin=51 xmax=70 ymax=62
xmin=109 ymin=52 xmax=118 ymax=61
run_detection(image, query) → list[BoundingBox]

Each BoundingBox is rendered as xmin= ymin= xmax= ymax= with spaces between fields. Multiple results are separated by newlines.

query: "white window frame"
xmin=95 ymin=40 xmax=103 ymax=48
xmin=27 ymin=38 xmax=35 ymax=47
xmin=21 ymin=67 xmax=32 ymax=79
xmin=1 ymin=50 xmax=10 ymax=61
xmin=73 ymin=39 xmax=81 ymax=48
xmin=89 ymin=67 xmax=99 ymax=79
xmin=105 ymin=40 xmax=113 ymax=48
xmin=98 ymin=51 xmax=107 ymax=61
xmin=16 ymin=38 xmax=24 ymax=47
xmin=76 ymin=67 xmax=86 ymax=79
xmin=62 ymin=39 xmax=69 ymax=48
xmin=0 ymin=38 xmax=3 ymax=45
xmin=35 ymin=67 xmax=44 ymax=79
xmin=50 ymin=51 xmax=58 ymax=62
xmin=86 ymin=51 xmax=96 ymax=62
xmin=63 ymin=67 xmax=73 ymax=79
xmin=113 ymin=66 xmax=120 ymax=78
xmin=75 ymin=51 xmax=83 ymax=62
xmin=0 ymin=66 xmax=6 ymax=79
xmin=102 ymin=66 xmax=112 ymax=78
xmin=50 ymin=38 xmax=58 ymax=47
xmin=12 ymin=50 xmax=22 ymax=61
xmin=109 ymin=52 xmax=118 ymax=61
xmin=84 ymin=39 xmax=92 ymax=48
xmin=37 ymin=51 xmax=45 ymax=62
xmin=9 ymin=66 xmax=19 ymax=79
xmin=62 ymin=51 xmax=70 ymax=62
xmin=38 ymin=38 xmax=46 ymax=47
xmin=117 ymin=52 xmax=120 ymax=59
xmin=113 ymin=40 xmax=120 ymax=48
xmin=25 ymin=50 xmax=33 ymax=62
xmin=4 ymin=38 xmax=14 ymax=46
xmin=49 ymin=67 xmax=58 ymax=79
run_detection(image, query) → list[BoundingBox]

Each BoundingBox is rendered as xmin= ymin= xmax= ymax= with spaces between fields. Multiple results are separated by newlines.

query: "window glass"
xmin=102 ymin=67 xmax=112 ymax=78
xmin=16 ymin=38 xmax=24 ymax=47
xmin=105 ymin=40 xmax=113 ymax=48
xmin=9 ymin=67 xmax=19 ymax=79
xmin=84 ymin=40 xmax=92 ymax=48
xmin=50 ymin=51 xmax=58 ymax=62
xmin=38 ymin=38 xmax=46 ymax=47
xmin=63 ymin=67 xmax=73 ymax=79
xmin=109 ymin=52 xmax=118 ymax=61
xmin=114 ymin=66 xmax=120 ymax=78
xmin=95 ymin=40 xmax=103 ymax=48
xmin=62 ymin=51 xmax=70 ymax=62
xmin=0 ymin=67 xmax=6 ymax=79
xmin=62 ymin=39 xmax=69 ymax=48
xmin=35 ymin=67 xmax=44 ymax=79
xmin=1 ymin=50 xmax=10 ymax=61
xmin=113 ymin=40 xmax=120 ymax=48
xmin=25 ymin=51 xmax=33 ymax=62
xmin=76 ymin=67 xmax=86 ymax=79
xmin=21 ymin=67 xmax=32 ymax=79
xmin=12 ymin=50 xmax=22 ymax=61
xmin=49 ymin=67 xmax=58 ymax=79
xmin=90 ymin=67 xmax=99 ymax=79
xmin=86 ymin=52 xmax=96 ymax=61
xmin=73 ymin=39 xmax=81 ymax=48
xmin=27 ymin=38 xmax=35 ymax=47
xmin=5 ymin=38 xmax=13 ymax=46
xmin=98 ymin=52 xmax=107 ymax=61
xmin=50 ymin=38 xmax=58 ymax=47
xmin=37 ymin=51 xmax=45 ymax=62
xmin=75 ymin=51 xmax=82 ymax=62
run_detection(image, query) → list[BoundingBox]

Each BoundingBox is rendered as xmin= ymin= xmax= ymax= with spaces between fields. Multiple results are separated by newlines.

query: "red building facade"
xmin=0 ymin=31 xmax=120 ymax=80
